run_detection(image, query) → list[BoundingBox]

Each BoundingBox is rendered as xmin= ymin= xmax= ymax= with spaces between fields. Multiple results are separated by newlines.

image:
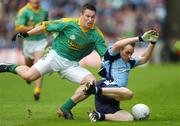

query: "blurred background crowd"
xmin=0 ymin=0 xmax=180 ymax=63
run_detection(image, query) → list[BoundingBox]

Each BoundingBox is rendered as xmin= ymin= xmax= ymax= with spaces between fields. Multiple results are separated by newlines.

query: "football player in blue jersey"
xmin=85 ymin=30 xmax=159 ymax=122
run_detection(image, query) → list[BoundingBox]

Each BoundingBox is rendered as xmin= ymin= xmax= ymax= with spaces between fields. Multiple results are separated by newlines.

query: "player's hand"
xmin=12 ymin=32 xmax=29 ymax=41
xmin=139 ymin=30 xmax=159 ymax=42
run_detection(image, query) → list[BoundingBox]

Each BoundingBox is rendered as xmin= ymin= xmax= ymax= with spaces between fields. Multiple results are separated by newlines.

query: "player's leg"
xmin=16 ymin=66 xmax=41 ymax=81
xmin=57 ymin=66 xmax=96 ymax=119
xmin=22 ymin=40 xmax=35 ymax=84
xmin=85 ymin=82 xmax=133 ymax=101
xmin=25 ymin=58 xmax=33 ymax=67
xmin=26 ymin=39 xmax=47 ymax=100
xmin=101 ymin=87 xmax=133 ymax=101
xmin=105 ymin=110 xmax=134 ymax=121
xmin=0 ymin=49 xmax=52 ymax=82
xmin=33 ymin=51 xmax=45 ymax=101
xmin=71 ymin=74 xmax=96 ymax=103
xmin=0 ymin=62 xmax=41 ymax=81
xmin=88 ymin=110 xmax=134 ymax=122
xmin=24 ymin=57 xmax=33 ymax=84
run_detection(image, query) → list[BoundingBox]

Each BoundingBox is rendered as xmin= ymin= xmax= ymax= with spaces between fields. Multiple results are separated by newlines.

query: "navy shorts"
xmin=95 ymin=80 xmax=121 ymax=114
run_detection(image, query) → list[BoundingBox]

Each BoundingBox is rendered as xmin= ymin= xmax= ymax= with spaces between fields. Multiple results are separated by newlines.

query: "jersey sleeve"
xmin=108 ymin=47 xmax=119 ymax=56
xmin=15 ymin=9 xmax=27 ymax=26
xmin=41 ymin=18 xmax=73 ymax=32
xmin=131 ymin=57 xmax=141 ymax=68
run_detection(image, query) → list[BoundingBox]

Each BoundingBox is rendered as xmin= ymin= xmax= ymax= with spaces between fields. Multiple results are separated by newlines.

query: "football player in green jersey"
xmin=15 ymin=0 xmax=48 ymax=101
xmin=0 ymin=4 xmax=107 ymax=119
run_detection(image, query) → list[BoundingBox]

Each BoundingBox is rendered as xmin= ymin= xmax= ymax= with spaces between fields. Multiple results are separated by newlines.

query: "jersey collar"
xmin=78 ymin=17 xmax=95 ymax=32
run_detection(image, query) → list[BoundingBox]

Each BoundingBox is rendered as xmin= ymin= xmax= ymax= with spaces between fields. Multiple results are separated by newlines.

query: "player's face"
xmin=29 ymin=0 xmax=41 ymax=9
xmin=81 ymin=9 xmax=96 ymax=29
xmin=120 ymin=45 xmax=134 ymax=62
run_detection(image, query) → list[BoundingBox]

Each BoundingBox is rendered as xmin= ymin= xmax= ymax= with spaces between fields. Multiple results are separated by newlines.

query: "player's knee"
xmin=81 ymin=74 xmax=96 ymax=85
xmin=76 ymin=85 xmax=86 ymax=95
xmin=128 ymin=91 xmax=134 ymax=99
xmin=21 ymin=72 xmax=38 ymax=81
xmin=126 ymin=90 xmax=134 ymax=100
xmin=121 ymin=88 xmax=134 ymax=100
xmin=21 ymin=74 xmax=33 ymax=81
xmin=21 ymin=68 xmax=41 ymax=81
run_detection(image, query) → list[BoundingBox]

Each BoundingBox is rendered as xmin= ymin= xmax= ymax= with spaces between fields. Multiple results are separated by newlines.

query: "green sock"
xmin=8 ymin=64 xmax=18 ymax=74
xmin=60 ymin=98 xmax=76 ymax=112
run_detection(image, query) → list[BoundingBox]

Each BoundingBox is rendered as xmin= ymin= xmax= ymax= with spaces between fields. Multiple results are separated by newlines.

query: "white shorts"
xmin=33 ymin=49 xmax=91 ymax=84
xmin=23 ymin=39 xmax=48 ymax=59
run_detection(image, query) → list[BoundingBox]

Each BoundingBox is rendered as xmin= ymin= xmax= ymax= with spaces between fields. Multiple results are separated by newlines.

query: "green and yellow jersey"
xmin=15 ymin=3 xmax=48 ymax=41
xmin=41 ymin=18 xmax=107 ymax=61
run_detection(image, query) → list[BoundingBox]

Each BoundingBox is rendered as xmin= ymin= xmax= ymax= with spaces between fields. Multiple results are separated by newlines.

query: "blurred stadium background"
xmin=0 ymin=0 xmax=180 ymax=65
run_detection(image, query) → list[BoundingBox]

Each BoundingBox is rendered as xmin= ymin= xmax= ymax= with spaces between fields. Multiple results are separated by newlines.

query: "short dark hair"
xmin=81 ymin=3 xmax=96 ymax=13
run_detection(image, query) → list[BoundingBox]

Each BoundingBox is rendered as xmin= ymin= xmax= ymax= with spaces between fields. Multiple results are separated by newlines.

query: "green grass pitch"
xmin=0 ymin=64 xmax=180 ymax=126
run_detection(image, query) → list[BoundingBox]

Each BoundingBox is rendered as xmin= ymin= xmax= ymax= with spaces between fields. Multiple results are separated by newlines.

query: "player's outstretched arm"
xmin=12 ymin=25 xmax=44 ymax=41
xmin=111 ymin=37 xmax=139 ymax=53
xmin=111 ymin=30 xmax=159 ymax=53
xmin=139 ymin=30 xmax=159 ymax=64
xmin=27 ymin=25 xmax=44 ymax=35
xmin=140 ymin=30 xmax=159 ymax=43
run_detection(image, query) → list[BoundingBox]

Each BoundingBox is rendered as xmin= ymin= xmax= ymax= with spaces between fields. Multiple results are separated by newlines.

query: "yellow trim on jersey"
xmin=41 ymin=17 xmax=95 ymax=33
xmin=46 ymin=18 xmax=77 ymax=25
xmin=41 ymin=18 xmax=78 ymax=32
xmin=78 ymin=17 xmax=94 ymax=32
xmin=15 ymin=25 xmax=26 ymax=31
xmin=96 ymin=27 xmax=105 ymax=39
xmin=41 ymin=21 xmax=47 ymax=32
xmin=18 ymin=4 xmax=28 ymax=16
xmin=60 ymin=18 xmax=78 ymax=23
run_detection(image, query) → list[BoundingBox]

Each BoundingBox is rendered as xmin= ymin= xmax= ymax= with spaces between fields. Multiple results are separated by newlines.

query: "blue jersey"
xmin=95 ymin=47 xmax=141 ymax=114
xmin=102 ymin=47 xmax=141 ymax=87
